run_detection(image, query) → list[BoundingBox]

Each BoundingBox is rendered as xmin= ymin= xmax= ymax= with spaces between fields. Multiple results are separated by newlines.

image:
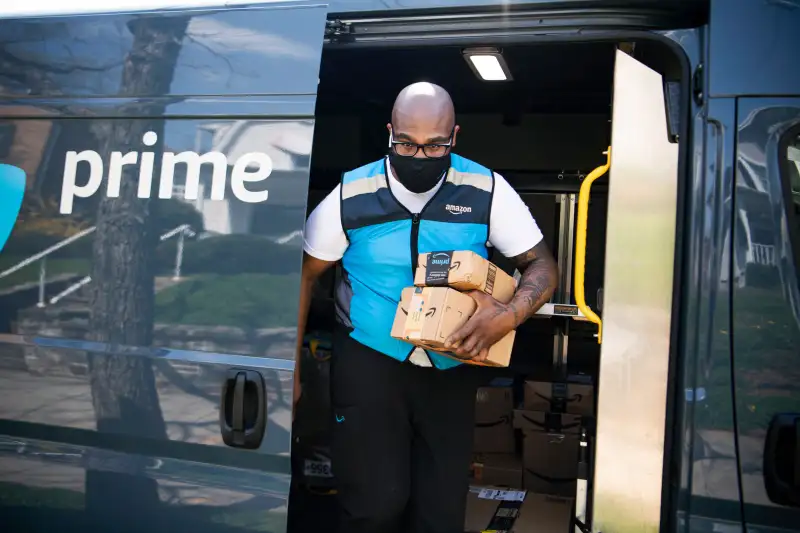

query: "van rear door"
xmin=589 ymin=48 xmax=680 ymax=533
xmin=0 ymin=3 xmax=327 ymax=532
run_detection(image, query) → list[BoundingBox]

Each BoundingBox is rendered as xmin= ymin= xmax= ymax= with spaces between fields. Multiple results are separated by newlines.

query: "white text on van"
xmin=59 ymin=131 xmax=272 ymax=214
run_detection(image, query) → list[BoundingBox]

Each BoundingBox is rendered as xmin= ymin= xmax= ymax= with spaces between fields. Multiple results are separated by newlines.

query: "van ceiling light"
xmin=463 ymin=48 xmax=512 ymax=81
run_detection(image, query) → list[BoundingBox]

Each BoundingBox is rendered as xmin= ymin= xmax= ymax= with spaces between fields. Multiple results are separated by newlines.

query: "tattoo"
xmin=488 ymin=297 xmax=510 ymax=320
xmin=507 ymin=242 xmax=559 ymax=327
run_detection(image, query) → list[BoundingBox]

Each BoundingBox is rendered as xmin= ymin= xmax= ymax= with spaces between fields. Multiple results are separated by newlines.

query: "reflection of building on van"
xmin=175 ymin=120 xmax=313 ymax=236
xmin=0 ymin=1 xmax=798 ymax=533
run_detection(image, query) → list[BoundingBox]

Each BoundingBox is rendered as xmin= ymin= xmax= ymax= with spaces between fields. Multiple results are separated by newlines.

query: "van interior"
xmin=291 ymin=38 xmax=684 ymax=532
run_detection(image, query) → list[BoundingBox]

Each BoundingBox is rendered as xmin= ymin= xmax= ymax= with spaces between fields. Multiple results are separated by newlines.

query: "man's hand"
xmin=444 ymin=290 xmax=516 ymax=361
xmin=444 ymin=242 xmax=559 ymax=361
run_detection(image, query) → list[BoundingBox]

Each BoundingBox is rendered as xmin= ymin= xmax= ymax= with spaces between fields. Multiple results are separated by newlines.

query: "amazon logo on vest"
xmin=0 ymin=164 xmax=26 ymax=253
xmin=445 ymin=204 xmax=472 ymax=215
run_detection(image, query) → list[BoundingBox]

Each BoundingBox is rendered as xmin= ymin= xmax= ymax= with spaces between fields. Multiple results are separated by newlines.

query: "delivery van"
xmin=0 ymin=0 xmax=798 ymax=531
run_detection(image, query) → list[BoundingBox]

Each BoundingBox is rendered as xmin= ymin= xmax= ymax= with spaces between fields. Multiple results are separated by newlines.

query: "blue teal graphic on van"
xmin=0 ymin=164 xmax=26 ymax=253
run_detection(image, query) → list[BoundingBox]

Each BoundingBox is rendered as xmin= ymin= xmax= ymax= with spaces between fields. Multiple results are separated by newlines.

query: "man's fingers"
xmin=459 ymin=333 xmax=481 ymax=356
xmin=445 ymin=318 xmax=477 ymax=348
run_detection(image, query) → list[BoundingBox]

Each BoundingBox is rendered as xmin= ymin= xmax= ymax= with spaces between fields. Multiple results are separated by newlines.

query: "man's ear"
xmin=452 ymin=124 xmax=461 ymax=147
xmin=386 ymin=123 xmax=393 ymax=133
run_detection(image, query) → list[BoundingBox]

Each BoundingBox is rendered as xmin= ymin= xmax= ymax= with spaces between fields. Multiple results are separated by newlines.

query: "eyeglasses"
xmin=388 ymin=127 xmax=454 ymax=158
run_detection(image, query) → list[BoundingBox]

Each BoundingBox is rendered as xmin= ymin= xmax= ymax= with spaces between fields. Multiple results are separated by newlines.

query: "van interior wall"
xmin=306 ymin=43 xmax=618 ymax=377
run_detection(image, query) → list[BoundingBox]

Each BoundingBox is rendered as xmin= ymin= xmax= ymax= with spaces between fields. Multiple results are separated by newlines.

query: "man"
xmin=296 ymin=82 xmax=558 ymax=533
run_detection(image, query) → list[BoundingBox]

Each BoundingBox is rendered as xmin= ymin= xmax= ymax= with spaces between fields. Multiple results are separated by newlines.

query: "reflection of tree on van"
xmin=82 ymin=15 xmax=191 ymax=526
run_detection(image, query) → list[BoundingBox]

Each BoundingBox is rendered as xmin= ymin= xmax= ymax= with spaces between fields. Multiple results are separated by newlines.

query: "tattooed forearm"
xmin=507 ymin=242 xmax=559 ymax=327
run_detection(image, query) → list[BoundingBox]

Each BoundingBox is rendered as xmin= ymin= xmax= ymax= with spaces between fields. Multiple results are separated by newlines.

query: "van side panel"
xmin=0 ymin=5 xmax=326 ymax=533
xmin=677 ymin=97 xmax=746 ymax=532
xmin=731 ymin=98 xmax=800 ymax=532
xmin=707 ymin=0 xmax=800 ymax=98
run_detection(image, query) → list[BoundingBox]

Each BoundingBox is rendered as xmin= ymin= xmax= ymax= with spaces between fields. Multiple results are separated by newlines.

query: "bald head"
xmin=389 ymin=82 xmax=458 ymax=153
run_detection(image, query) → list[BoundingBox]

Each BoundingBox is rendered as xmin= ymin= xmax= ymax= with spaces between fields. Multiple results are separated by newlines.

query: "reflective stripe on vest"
xmin=335 ymin=154 xmax=494 ymax=369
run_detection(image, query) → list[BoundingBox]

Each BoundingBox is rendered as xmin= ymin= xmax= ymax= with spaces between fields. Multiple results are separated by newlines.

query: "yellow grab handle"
xmin=574 ymin=147 xmax=611 ymax=344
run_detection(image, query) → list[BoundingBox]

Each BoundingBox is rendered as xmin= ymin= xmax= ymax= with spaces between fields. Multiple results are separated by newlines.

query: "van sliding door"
xmin=0 ymin=3 xmax=328 ymax=532
xmin=590 ymin=49 xmax=680 ymax=533
xmin=730 ymin=99 xmax=800 ymax=532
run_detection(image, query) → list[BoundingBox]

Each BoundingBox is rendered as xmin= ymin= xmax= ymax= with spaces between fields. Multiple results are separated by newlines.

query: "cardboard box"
xmin=476 ymin=386 xmax=514 ymax=420
xmin=473 ymin=386 xmax=515 ymax=453
xmin=415 ymin=250 xmax=517 ymax=304
xmin=513 ymin=409 xmax=583 ymax=435
xmin=390 ymin=287 xmax=414 ymax=339
xmin=522 ymin=430 xmax=579 ymax=497
xmin=523 ymin=380 xmax=594 ymax=416
xmin=464 ymin=486 xmax=574 ymax=533
xmin=471 ymin=453 xmax=523 ymax=488
xmin=393 ymin=286 xmax=516 ymax=367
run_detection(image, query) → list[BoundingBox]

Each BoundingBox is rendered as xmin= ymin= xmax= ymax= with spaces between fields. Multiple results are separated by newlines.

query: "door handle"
xmin=220 ymin=369 xmax=266 ymax=449
xmin=764 ymin=413 xmax=800 ymax=507
xmin=574 ymin=147 xmax=611 ymax=344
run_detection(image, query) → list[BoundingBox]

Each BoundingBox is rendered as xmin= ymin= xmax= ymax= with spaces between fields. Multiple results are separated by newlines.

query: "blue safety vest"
xmin=334 ymin=154 xmax=494 ymax=369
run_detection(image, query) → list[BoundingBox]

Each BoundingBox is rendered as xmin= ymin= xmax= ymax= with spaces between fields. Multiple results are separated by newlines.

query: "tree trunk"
xmin=85 ymin=16 xmax=189 ymax=525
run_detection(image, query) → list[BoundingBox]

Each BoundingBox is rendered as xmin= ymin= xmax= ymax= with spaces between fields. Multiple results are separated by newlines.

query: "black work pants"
xmin=330 ymin=328 xmax=481 ymax=533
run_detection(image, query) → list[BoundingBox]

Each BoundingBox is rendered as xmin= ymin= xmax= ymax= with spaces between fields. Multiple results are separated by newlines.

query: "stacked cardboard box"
xmin=474 ymin=385 xmax=515 ymax=454
xmin=514 ymin=379 xmax=594 ymax=497
xmin=470 ymin=383 xmax=521 ymax=488
xmin=470 ymin=453 xmax=523 ymax=489
xmin=464 ymin=377 xmax=592 ymax=529
xmin=390 ymin=250 xmax=518 ymax=367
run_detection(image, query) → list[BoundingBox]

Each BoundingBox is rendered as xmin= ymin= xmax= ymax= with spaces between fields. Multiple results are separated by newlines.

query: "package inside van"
xmin=293 ymin=39 xmax=683 ymax=532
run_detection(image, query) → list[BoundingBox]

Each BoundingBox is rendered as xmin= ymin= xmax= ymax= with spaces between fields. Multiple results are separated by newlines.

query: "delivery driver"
xmin=295 ymin=82 xmax=558 ymax=533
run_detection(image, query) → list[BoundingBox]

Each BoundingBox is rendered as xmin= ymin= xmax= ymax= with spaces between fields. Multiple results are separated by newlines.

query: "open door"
xmin=0 ymin=3 xmax=327 ymax=533
xmin=590 ymin=49 xmax=680 ymax=532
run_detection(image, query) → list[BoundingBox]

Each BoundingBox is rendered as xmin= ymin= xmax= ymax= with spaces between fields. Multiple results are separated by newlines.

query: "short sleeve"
xmin=303 ymin=184 xmax=349 ymax=262
xmin=487 ymin=173 xmax=544 ymax=257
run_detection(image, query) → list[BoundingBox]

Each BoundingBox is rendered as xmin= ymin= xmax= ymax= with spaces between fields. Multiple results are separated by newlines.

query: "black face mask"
xmin=389 ymin=152 xmax=451 ymax=193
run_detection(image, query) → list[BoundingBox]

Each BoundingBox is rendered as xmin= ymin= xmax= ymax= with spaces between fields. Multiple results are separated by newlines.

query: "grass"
xmin=0 ymin=481 xmax=84 ymax=509
xmin=694 ymin=284 xmax=800 ymax=434
xmin=154 ymin=273 xmax=301 ymax=329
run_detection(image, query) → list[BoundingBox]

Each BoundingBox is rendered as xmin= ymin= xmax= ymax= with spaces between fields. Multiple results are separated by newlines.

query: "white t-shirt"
xmin=303 ymin=157 xmax=544 ymax=367
xmin=304 ymin=157 xmax=543 ymax=261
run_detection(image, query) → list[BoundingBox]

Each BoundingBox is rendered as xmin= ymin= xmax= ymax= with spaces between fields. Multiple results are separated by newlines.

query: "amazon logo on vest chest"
xmin=445 ymin=204 xmax=472 ymax=215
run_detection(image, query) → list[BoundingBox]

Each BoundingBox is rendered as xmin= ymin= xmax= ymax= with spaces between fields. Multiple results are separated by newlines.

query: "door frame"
xmin=319 ymin=15 xmax=699 ymax=533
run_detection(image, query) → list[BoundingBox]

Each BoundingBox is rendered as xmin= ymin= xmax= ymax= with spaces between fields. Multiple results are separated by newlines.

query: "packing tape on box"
xmin=405 ymin=289 xmax=426 ymax=340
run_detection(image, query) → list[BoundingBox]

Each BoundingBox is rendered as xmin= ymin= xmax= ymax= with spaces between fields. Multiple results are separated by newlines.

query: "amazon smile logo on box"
xmin=0 ymin=164 xmax=26 ymax=253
